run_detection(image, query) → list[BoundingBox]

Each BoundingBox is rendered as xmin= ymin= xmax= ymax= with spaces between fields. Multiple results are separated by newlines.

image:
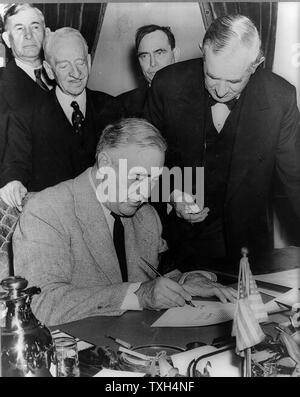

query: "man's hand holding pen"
xmin=135 ymin=269 xmax=236 ymax=311
xmin=135 ymin=276 xmax=193 ymax=310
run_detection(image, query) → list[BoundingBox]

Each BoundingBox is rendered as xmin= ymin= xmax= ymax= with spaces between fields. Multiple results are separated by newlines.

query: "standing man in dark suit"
xmin=118 ymin=25 xmax=180 ymax=117
xmin=0 ymin=3 xmax=52 ymax=110
xmin=0 ymin=27 xmax=122 ymax=210
xmin=0 ymin=4 xmax=51 ymax=166
xmin=146 ymin=14 xmax=300 ymax=272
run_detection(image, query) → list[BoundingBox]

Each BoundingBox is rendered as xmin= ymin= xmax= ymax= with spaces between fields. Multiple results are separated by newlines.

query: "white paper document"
xmin=151 ymin=301 xmax=235 ymax=327
xmin=275 ymin=288 xmax=300 ymax=307
xmin=171 ymin=345 xmax=217 ymax=376
xmin=263 ymin=288 xmax=300 ymax=313
xmin=254 ymin=268 xmax=300 ymax=289
xmin=94 ymin=368 xmax=145 ymax=377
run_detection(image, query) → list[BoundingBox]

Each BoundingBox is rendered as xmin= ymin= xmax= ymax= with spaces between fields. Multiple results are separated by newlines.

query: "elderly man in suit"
xmin=0 ymin=27 xmax=122 ymax=210
xmin=118 ymin=25 xmax=179 ymax=118
xmin=145 ymin=14 xmax=300 ymax=272
xmin=13 ymin=118 xmax=236 ymax=326
xmin=0 ymin=3 xmax=52 ymax=108
xmin=0 ymin=4 xmax=51 ymax=166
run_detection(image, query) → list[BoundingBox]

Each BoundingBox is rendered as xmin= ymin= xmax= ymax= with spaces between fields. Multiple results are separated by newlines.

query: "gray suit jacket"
xmin=13 ymin=168 xmax=168 ymax=326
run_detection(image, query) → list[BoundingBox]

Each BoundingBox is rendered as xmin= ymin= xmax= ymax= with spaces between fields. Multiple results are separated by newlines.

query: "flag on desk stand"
xmin=231 ymin=248 xmax=268 ymax=377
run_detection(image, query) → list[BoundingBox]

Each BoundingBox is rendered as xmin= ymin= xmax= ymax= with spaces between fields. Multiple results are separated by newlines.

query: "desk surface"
xmin=54 ymin=247 xmax=298 ymax=371
xmin=55 ymin=303 xmax=290 ymax=353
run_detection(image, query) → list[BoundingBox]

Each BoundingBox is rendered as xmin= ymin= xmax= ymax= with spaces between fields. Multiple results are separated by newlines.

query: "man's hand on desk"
xmin=0 ymin=180 xmax=27 ymax=211
xmin=135 ymin=277 xmax=193 ymax=310
xmin=180 ymin=273 xmax=237 ymax=303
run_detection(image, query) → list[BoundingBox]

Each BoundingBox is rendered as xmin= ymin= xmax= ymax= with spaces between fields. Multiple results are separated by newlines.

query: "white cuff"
xmin=120 ymin=282 xmax=142 ymax=311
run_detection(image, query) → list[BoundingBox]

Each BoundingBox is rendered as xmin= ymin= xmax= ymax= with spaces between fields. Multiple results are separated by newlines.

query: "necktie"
xmin=208 ymin=95 xmax=238 ymax=111
xmin=111 ymin=212 xmax=128 ymax=282
xmin=70 ymin=101 xmax=84 ymax=135
xmin=34 ymin=68 xmax=49 ymax=91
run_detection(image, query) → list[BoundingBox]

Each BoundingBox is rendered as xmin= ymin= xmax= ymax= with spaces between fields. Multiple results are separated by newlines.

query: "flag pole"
xmin=0 ymin=326 xmax=2 ymax=377
xmin=244 ymin=347 xmax=252 ymax=377
xmin=241 ymin=248 xmax=252 ymax=377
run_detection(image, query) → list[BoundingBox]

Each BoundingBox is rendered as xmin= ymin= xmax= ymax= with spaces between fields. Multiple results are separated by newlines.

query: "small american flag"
xmin=232 ymin=248 xmax=268 ymax=354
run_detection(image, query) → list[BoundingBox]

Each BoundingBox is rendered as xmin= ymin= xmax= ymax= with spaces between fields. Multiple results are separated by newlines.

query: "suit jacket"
xmin=0 ymin=100 xmax=10 ymax=166
xmin=0 ymin=60 xmax=49 ymax=169
xmin=0 ymin=59 xmax=48 ymax=111
xmin=13 ymin=168 xmax=168 ymax=325
xmin=0 ymin=88 xmax=123 ymax=191
xmin=145 ymin=58 xmax=300 ymax=269
xmin=117 ymin=82 xmax=149 ymax=118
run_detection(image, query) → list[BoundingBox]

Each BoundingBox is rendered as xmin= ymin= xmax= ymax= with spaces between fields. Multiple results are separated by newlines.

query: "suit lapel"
xmin=123 ymin=215 xmax=153 ymax=281
xmin=83 ymin=89 xmax=97 ymax=139
xmin=40 ymin=92 xmax=74 ymax=159
xmin=226 ymin=72 xmax=271 ymax=203
xmin=176 ymin=61 xmax=207 ymax=166
xmin=73 ymin=169 xmax=122 ymax=283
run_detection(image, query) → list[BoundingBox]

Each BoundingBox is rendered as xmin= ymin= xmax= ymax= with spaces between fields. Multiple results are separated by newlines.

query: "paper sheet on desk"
xmin=94 ymin=368 xmax=145 ymax=377
xmin=171 ymin=345 xmax=217 ymax=376
xmin=264 ymin=288 xmax=300 ymax=313
xmin=254 ymin=269 xmax=300 ymax=289
xmin=151 ymin=301 xmax=235 ymax=327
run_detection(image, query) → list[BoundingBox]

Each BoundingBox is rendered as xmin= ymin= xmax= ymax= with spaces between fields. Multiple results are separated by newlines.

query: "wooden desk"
xmin=55 ymin=301 xmax=291 ymax=353
xmin=53 ymin=247 xmax=298 ymax=375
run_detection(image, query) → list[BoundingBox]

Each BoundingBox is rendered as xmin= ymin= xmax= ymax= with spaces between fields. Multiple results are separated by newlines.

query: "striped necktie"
xmin=34 ymin=68 xmax=49 ymax=91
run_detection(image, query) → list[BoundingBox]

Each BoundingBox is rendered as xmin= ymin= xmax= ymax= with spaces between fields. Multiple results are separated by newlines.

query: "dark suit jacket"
xmin=0 ymin=100 xmax=10 ymax=166
xmin=145 ymin=58 xmax=300 ymax=270
xmin=117 ymin=82 xmax=149 ymax=118
xmin=0 ymin=88 xmax=123 ymax=191
xmin=0 ymin=60 xmax=49 ymax=168
xmin=0 ymin=60 xmax=48 ymax=111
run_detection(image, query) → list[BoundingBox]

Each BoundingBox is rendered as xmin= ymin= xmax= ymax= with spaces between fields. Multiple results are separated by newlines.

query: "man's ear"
xmin=97 ymin=151 xmax=112 ymax=168
xmin=250 ymin=56 xmax=265 ymax=74
xmin=43 ymin=60 xmax=55 ymax=80
xmin=87 ymin=53 xmax=91 ymax=73
xmin=2 ymin=32 xmax=11 ymax=48
xmin=173 ymin=47 xmax=180 ymax=62
xmin=198 ymin=45 xmax=204 ymax=58
xmin=96 ymin=151 xmax=113 ymax=180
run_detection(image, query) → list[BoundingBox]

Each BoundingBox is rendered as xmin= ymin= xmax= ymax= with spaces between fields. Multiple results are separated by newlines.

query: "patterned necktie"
xmin=70 ymin=101 xmax=84 ymax=135
xmin=111 ymin=212 xmax=128 ymax=282
xmin=34 ymin=68 xmax=49 ymax=91
xmin=208 ymin=95 xmax=238 ymax=111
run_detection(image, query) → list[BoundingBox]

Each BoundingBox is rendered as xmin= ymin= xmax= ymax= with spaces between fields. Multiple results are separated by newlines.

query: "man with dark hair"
xmin=13 ymin=118 xmax=235 ymax=325
xmin=145 ymin=14 xmax=300 ymax=273
xmin=0 ymin=27 xmax=122 ymax=210
xmin=118 ymin=24 xmax=179 ymax=117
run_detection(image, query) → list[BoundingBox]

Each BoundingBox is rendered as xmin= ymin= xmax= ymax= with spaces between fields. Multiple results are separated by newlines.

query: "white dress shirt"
xmin=211 ymin=95 xmax=240 ymax=133
xmin=55 ymin=86 xmax=87 ymax=125
xmin=211 ymin=102 xmax=231 ymax=133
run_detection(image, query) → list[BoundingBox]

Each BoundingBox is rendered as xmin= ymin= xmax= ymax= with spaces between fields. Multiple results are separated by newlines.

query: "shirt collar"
xmin=55 ymin=86 xmax=86 ymax=124
xmin=55 ymin=86 xmax=86 ymax=114
xmin=15 ymin=58 xmax=40 ymax=82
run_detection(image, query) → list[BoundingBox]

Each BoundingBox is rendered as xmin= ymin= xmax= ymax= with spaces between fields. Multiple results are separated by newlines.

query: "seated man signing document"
xmin=13 ymin=118 xmax=236 ymax=326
